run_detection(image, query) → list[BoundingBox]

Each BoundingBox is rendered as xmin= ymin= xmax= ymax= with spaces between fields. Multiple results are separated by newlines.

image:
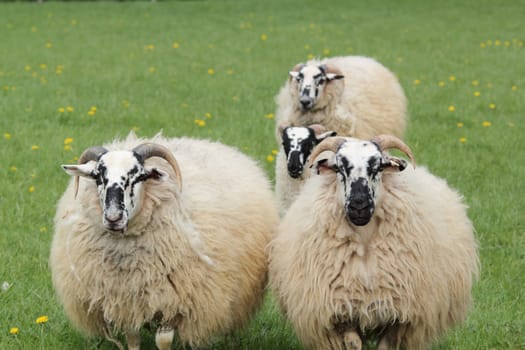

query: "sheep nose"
xmin=299 ymin=97 xmax=313 ymax=109
xmin=350 ymin=199 xmax=369 ymax=211
xmin=105 ymin=212 xmax=123 ymax=223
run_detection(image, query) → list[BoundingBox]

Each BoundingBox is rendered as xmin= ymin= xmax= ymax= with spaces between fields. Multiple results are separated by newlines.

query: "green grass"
xmin=1 ymin=0 xmax=524 ymax=349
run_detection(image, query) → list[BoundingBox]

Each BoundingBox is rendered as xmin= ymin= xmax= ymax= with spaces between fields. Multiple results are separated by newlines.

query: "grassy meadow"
xmin=1 ymin=0 xmax=524 ymax=348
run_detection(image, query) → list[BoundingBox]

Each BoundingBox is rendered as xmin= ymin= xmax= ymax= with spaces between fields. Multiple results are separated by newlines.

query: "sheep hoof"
xmin=343 ymin=330 xmax=362 ymax=350
xmin=155 ymin=326 xmax=174 ymax=350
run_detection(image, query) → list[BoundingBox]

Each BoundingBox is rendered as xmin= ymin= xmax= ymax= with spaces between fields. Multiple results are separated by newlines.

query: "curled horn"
xmin=370 ymin=135 xmax=416 ymax=168
xmin=73 ymin=146 xmax=108 ymax=199
xmin=132 ymin=143 xmax=183 ymax=192
xmin=291 ymin=63 xmax=306 ymax=72
xmin=307 ymin=136 xmax=347 ymax=168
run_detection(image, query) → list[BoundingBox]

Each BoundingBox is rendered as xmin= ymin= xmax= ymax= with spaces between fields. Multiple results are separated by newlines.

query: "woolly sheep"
xmin=50 ymin=132 xmax=279 ymax=350
xmin=269 ymin=135 xmax=479 ymax=349
xmin=274 ymin=56 xmax=408 ymax=214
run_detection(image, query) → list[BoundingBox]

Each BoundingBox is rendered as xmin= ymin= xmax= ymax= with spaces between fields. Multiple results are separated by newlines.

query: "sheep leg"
xmin=376 ymin=324 xmax=405 ymax=350
xmin=343 ymin=329 xmax=362 ymax=350
xmin=125 ymin=329 xmax=140 ymax=350
xmin=155 ymin=326 xmax=174 ymax=350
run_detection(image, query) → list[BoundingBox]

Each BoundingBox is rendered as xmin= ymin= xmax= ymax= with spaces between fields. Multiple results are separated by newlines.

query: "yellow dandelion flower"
xmin=459 ymin=137 xmax=467 ymax=144
xmin=58 ymin=107 xmax=65 ymax=113
xmin=148 ymin=67 xmax=156 ymax=74
xmin=25 ymin=65 xmax=31 ymax=71
xmin=473 ymin=91 xmax=481 ymax=97
xmin=226 ymin=69 xmax=234 ymax=75
xmin=207 ymin=68 xmax=215 ymax=75
xmin=260 ymin=34 xmax=268 ymax=41
xmin=457 ymin=122 xmax=464 ymax=128
xmin=495 ymin=39 xmax=501 ymax=46
xmin=266 ymin=155 xmax=274 ymax=163
xmin=307 ymin=53 xmax=315 ymax=60
xmin=413 ymin=79 xmax=421 ymax=85
xmin=131 ymin=126 xmax=139 ymax=132
xmin=40 ymin=64 xmax=47 ymax=70
xmin=88 ymin=110 xmax=96 ymax=116
xmin=122 ymin=100 xmax=130 ymax=108
xmin=323 ymin=48 xmax=331 ymax=55
xmin=482 ymin=121 xmax=492 ymax=127
xmin=10 ymin=166 xmax=17 ymax=172
xmin=40 ymin=227 xmax=48 ymax=233
xmin=449 ymin=75 xmax=456 ymax=82
xmin=9 ymin=327 xmax=19 ymax=335
xmin=271 ymin=149 xmax=278 ymax=155
xmin=64 ymin=145 xmax=72 ymax=151
xmin=64 ymin=137 xmax=74 ymax=145
xmin=438 ymin=81 xmax=445 ymax=87
xmin=304 ymin=44 xmax=311 ymax=49
xmin=511 ymin=85 xmax=518 ymax=91
xmin=504 ymin=41 xmax=510 ymax=47
xmin=194 ymin=119 xmax=206 ymax=127
xmin=66 ymin=106 xmax=74 ymax=113
xmin=480 ymin=42 xmax=486 ymax=48
xmin=448 ymin=105 xmax=456 ymax=112
xmin=45 ymin=42 xmax=52 ymax=49
xmin=29 ymin=185 xmax=35 ymax=193
xmin=204 ymin=112 xmax=212 ymax=119
xmin=172 ymin=42 xmax=180 ymax=49
xmin=4 ymin=132 xmax=11 ymax=140
xmin=264 ymin=113 xmax=274 ymax=119
xmin=489 ymin=103 xmax=496 ymax=109
xmin=90 ymin=106 xmax=97 ymax=112
xmin=2 ymin=85 xmax=10 ymax=91
xmin=471 ymin=80 xmax=479 ymax=86
xmin=36 ymin=315 xmax=49 ymax=324
xmin=31 ymin=145 xmax=40 ymax=150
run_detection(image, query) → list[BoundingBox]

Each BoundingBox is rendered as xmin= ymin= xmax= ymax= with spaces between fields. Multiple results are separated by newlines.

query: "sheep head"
xmin=289 ymin=63 xmax=344 ymax=110
xmin=62 ymin=143 xmax=182 ymax=234
xmin=309 ymin=135 xmax=415 ymax=226
xmin=279 ymin=123 xmax=336 ymax=178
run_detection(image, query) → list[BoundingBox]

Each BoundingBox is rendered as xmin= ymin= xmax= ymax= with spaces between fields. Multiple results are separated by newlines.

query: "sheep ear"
xmin=326 ymin=73 xmax=344 ymax=81
xmin=381 ymin=156 xmax=408 ymax=172
xmin=316 ymin=131 xmax=337 ymax=142
xmin=62 ymin=163 xmax=96 ymax=177
xmin=145 ymin=166 xmax=169 ymax=181
xmin=312 ymin=157 xmax=337 ymax=176
xmin=289 ymin=71 xmax=300 ymax=79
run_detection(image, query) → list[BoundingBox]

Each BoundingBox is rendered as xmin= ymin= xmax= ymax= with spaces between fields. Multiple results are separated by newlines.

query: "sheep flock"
xmin=51 ymin=55 xmax=479 ymax=350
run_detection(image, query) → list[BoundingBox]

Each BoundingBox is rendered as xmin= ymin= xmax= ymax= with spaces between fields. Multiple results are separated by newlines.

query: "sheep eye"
xmin=318 ymin=78 xmax=325 ymax=85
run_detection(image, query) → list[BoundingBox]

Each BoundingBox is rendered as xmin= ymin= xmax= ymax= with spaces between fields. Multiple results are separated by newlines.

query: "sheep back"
xmin=51 ymin=133 xmax=279 ymax=346
xmin=269 ymin=166 xmax=479 ymax=349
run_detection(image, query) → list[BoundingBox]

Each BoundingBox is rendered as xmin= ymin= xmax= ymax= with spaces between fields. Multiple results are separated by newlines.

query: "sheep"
xmin=269 ymin=135 xmax=479 ymax=350
xmin=274 ymin=55 xmax=407 ymax=142
xmin=274 ymin=56 xmax=408 ymax=214
xmin=50 ymin=132 xmax=279 ymax=350
xmin=275 ymin=124 xmax=336 ymax=215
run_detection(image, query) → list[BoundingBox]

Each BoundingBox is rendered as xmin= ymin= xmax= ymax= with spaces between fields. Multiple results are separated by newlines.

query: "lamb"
xmin=275 ymin=124 xmax=336 ymax=214
xmin=269 ymin=135 xmax=479 ymax=350
xmin=50 ymin=132 xmax=279 ymax=350
xmin=274 ymin=56 xmax=408 ymax=213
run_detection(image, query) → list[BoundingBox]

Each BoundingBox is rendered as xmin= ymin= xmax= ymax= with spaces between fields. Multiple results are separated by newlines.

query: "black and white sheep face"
xmin=62 ymin=151 xmax=168 ymax=233
xmin=289 ymin=64 xmax=343 ymax=110
xmin=333 ymin=141 xmax=384 ymax=226
xmin=282 ymin=126 xmax=337 ymax=179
